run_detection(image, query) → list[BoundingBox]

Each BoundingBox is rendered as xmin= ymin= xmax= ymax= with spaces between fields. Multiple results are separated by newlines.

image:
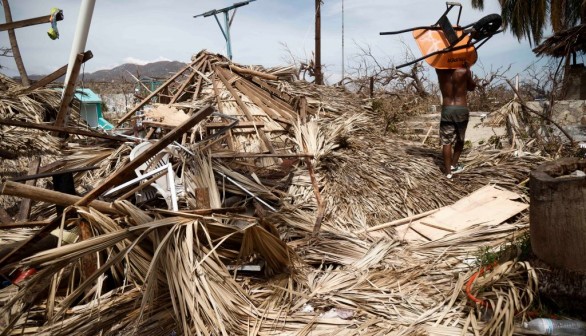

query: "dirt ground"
xmin=466 ymin=114 xmax=507 ymax=147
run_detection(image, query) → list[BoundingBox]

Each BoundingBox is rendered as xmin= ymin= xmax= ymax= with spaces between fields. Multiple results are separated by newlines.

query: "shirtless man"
xmin=436 ymin=65 xmax=476 ymax=179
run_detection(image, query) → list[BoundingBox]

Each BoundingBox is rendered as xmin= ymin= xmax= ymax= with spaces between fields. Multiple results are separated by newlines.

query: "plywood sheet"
xmin=396 ymin=185 xmax=528 ymax=242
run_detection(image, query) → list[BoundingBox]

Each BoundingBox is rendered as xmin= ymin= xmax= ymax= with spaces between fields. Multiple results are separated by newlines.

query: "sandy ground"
xmin=466 ymin=115 xmax=507 ymax=147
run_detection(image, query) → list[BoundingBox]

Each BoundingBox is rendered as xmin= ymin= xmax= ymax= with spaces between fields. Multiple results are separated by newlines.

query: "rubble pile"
xmin=0 ymin=51 xmax=545 ymax=335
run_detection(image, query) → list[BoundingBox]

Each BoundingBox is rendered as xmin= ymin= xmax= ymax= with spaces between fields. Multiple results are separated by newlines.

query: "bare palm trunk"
xmin=1 ymin=0 xmax=30 ymax=86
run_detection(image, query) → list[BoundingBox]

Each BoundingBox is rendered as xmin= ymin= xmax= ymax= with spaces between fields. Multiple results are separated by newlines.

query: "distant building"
xmin=74 ymin=88 xmax=114 ymax=130
xmin=135 ymin=76 xmax=164 ymax=102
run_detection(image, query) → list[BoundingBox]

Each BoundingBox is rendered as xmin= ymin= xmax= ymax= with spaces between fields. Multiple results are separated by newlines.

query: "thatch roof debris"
xmin=533 ymin=24 xmax=586 ymax=57
xmin=0 ymin=50 xmax=547 ymax=335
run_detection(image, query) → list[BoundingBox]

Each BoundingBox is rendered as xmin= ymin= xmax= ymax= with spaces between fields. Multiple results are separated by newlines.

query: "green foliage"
xmin=475 ymin=232 xmax=532 ymax=267
xmin=470 ymin=0 xmax=585 ymax=46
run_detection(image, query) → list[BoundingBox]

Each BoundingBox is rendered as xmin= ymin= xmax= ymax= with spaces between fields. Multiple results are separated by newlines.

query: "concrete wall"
xmin=565 ymin=64 xmax=586 ymax=100
xmin=527 ymin=100 xmax=586 ymax=125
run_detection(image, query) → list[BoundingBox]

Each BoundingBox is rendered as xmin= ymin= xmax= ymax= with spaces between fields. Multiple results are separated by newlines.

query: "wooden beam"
xmin=0 ymin=180 xmax=119 ymax=215
xmin=211 ymin=152 xmax=313 ymax=158
xmin=116 ymin=55 xmax=204 ymax=127
xmin=0 ymin=14 xmax=61 ymax=31
xmin=10 ymin=166 xmax=99 ymax=182
xmin=0 ymin=118 xmax=128 ymax=142
xmin=76 ymin=105 xmax=214 ymax=206
xmin=228 ymin=64 xmax=278 ymax=81
xmin=215 ymin=68 xmax=278 ymax=155
xmin=205 ymin=121 xmax=264 ymax=129
xmin=170 ymin=59 xmax=204 ymax=103
xmin=53 ymin=52 xmax=86 ymax=131
xmin=21 ymin=51 xmax=93 ymax=94
xmin=15 ymin=158 xmax=41 ymax=222
xmin=0 ymin=220 xmax=50 ymax=229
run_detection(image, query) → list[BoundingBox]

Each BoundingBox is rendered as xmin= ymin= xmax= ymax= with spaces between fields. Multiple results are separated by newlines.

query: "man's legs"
xmin=442 ymin=144 xmax=452 ymax=175
xmin=452 ymin=140 xmax=464 ymax=167
xmin=451 ymin=120 xmax=468 ymax=169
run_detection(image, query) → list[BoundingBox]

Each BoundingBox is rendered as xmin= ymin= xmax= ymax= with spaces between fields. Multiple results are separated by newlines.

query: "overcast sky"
xmin=1 ymin=0 xmax=548 ymax=83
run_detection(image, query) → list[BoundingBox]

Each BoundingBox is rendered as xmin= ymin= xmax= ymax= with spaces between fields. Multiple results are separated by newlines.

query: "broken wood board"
xmin=144 ymin=104 xmax=189 ymax=127
xmin=395 ymin=185 xmax=528 ymax=242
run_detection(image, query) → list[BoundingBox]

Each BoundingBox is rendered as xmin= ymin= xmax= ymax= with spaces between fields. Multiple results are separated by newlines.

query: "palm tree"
xmin=471 ymin=0 xmax=586 ymax=46
xmin=1 ymin=0 xmax=30 ymax=85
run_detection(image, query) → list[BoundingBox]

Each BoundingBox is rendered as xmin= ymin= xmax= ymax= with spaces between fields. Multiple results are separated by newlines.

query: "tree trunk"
xmin=529 ymin=157 xmax=586 ymax=272
xmin=1 ymin=0 xmax=30 ymax=86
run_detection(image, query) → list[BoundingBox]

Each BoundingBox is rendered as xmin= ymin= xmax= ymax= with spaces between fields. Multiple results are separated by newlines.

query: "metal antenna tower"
xmin=193 ymin=0 xmax=257 ymax=60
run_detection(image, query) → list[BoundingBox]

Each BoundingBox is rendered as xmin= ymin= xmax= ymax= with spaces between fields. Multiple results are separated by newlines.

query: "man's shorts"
xmin=439 ymin=105 xmax=469 ymax=145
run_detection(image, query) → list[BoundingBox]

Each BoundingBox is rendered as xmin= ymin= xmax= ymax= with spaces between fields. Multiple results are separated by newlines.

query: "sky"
xmin=0 ymin=0 xmax=549 ymax=84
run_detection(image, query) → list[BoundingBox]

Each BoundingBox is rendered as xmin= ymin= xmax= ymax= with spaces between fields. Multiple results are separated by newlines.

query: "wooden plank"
xmin=395 ymin=185 xmax=527 ymax=242
xmin=76 ymin=105 xmax=214 ymax=206
xmin=0 ymin=14 xmax=61 ymax=31
xmin=54 ymin=52 xmax=85 ymax=131
xmin=21 ymin=51 xmax=93 ymax=94
xmin=115 ymin=54 xmax=204 ymax=127
xmin=0 ymin=118 xmax=127 ymax=141
xmin=16 ymin=158 xmax=41 ymax=221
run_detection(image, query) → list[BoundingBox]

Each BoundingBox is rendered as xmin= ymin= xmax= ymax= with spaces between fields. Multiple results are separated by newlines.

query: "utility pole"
xmin=194 ymin=1 xmax=256 ymax=61
xmin=341 ymin=0 xmax=344 ymax=82
xmin=314 ymin=0 xmax=323 ymax=85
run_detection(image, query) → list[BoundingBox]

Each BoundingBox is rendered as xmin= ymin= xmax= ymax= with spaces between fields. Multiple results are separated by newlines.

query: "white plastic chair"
xmin=129 ymin=142 xmax=179 ymax=210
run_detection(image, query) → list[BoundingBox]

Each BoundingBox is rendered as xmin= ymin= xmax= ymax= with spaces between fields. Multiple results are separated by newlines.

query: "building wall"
xmin=565 ymin=65 xmax=586 ymax=100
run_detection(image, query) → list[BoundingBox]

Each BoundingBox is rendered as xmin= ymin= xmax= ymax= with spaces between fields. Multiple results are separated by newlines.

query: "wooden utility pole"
xmin=314 ymin=0 xmax=323 ymax=85
xmin=1 ymin=0 xmax=30 ymax=86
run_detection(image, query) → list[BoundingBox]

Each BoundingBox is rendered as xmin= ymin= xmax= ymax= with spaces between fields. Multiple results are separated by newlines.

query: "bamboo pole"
xmin=0 ymin=118 xmax=127 ymax=141
xmin=353 ymin=208 xmax=440 ymax=234
xmin=0 ymin=180 xmax=119 ymax=215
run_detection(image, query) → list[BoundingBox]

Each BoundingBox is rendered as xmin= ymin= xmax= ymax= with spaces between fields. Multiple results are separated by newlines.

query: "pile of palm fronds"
xmin=0 ymin=74 xmax=62 ymax=160
xmin=0 ymin=51 xmax=548 ymax=335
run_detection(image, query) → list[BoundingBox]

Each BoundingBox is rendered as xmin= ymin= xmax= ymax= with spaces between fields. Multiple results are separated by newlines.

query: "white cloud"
xmin=122 ymin=56 xmax=173 ymax=66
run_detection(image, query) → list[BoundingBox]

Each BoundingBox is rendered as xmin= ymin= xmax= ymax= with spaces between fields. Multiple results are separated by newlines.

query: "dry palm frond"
xmin=0 ymin=75 xmax=63 ymax=160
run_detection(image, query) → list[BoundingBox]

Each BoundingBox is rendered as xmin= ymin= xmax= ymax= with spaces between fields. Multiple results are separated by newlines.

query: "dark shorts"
xmin=439 ymin=105 xmax=469 ymax=145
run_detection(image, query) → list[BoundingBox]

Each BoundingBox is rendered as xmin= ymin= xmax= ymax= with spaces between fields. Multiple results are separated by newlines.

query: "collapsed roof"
xmin=0 ymin=50 xmax=544 ymax=335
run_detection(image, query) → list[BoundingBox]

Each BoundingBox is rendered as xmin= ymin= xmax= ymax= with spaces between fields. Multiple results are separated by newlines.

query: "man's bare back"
xmin=436 ymin=67 xmax=476 ymax=106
